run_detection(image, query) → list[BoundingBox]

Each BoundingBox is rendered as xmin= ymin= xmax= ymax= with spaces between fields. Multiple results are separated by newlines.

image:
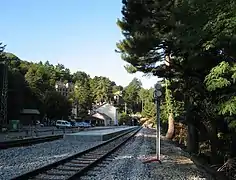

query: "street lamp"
xmin=143 ymin=82 xmax=162 ymax=164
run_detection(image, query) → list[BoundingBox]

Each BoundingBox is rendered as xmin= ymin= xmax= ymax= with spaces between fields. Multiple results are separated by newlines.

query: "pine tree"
xmin=116 ymin=0 xmax=236 ymax=153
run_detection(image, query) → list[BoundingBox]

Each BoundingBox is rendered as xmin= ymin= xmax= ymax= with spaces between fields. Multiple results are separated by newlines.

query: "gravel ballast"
xmin=0 ymin=128 xmax=215 ymax=180
xmin=0 ymin=138 xmax=101 ymax=179
xmin=80 ymin=128 xmax=213 ymax=180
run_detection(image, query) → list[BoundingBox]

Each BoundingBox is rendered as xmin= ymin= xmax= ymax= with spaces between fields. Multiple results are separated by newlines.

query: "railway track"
xmin=0 ymin=127 xmax=119 ymax=149
xmin=12 ymin=127 xmax=141 ymax=180
xmin=0 ymin=135 xmax=63 ymax=149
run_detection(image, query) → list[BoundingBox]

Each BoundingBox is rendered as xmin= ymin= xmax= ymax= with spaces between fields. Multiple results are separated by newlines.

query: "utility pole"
xmin=0 ymin=58 xmax=9 ymax=129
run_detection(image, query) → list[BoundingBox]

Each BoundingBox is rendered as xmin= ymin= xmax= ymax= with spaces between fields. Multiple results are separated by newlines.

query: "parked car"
xmin=74 ymin=122 xmax=91 ymax=128
xmin=56 ymin=120 xmax=72 ymax=129
xmin=82 ymin=122 xmax=91 ymax=128
xmin=36 ymin=120 xmax=44 ymax=127
xmin=69 ymin=120 xmax=76 ymax=126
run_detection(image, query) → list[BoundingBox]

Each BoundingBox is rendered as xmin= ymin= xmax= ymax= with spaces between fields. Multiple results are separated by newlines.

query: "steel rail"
xmin=0 ymin=135 xmax=63 ymax=149
xmin=12 ymin=127 xmax=141 ymax=180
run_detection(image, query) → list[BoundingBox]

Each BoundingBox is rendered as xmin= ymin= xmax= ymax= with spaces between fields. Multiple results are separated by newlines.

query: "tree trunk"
xmin=166 ymin=113 xmax=175 ymax=139
xmin=187 ymin=124 xmax=199 ymax=154
xmin=141 ymin=99 xmax=144 ymax=112
xmin=231 ymin=133 xmax=236 ymax=157
xmin=184 ymin=78 xmax=199 ymax=154
xmin=209 ymin=121 xmax=218 ymax=163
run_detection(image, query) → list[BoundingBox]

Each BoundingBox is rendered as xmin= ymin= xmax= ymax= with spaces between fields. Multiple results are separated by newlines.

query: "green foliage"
xmin=2 ymin=50 xmax=127 ymax=121
xmin=116 ymin=0 xmax=236 ymax=156
xmin=138 ymin=87 xmax=156 ymax=119
xmin=205 ymin=62 xmax=231 ymax=91
xmin=72 ymin=71 xmax=93 ymax=116
xmin=229 ymin=120 xmax=236 ymax=129
xmin=158 ymin=79 xmax=184 ymax=124
xmin=160 ymin=103 xmax=168 ymax=123
xmin=206 ymin=77 xmax=231 ymax=92
xmin=165 ymin=80 xmax=173 ymax=115
xmin=2 ymin=50 xmax=155 ymax=124
xmin=0 ymin=43 xmax=6 ymax=61
xmin=122 ymin=78 xmax=142 ymax=113
xmin=141 ymin=101 xmax=155 ymax=118
xmin=138 ymin=88 xmax=148 ymax=101
xmin=90 ymin=76 xmax=113 ymax=103
xmin=8 ymin=69 xmax=26 ymax=120
xmin=6 ymin=58 xmax=74 ymax=120
xmin=217 ymin=97 xmax=236 ymax=116
xmin=205 ymin=61 xmax=236 ymax=128
xmin=44 ymin=91 xmax=72 ymax=120
xmin=124 ymin=64 xmax=137 ymax=74
xmin=112 ymin=85 xmax=123 ymax=94
xmin=25 ymin=64 xmax=53 ymax=96
xmin=118 ymin=112 xmax=132 ymax=125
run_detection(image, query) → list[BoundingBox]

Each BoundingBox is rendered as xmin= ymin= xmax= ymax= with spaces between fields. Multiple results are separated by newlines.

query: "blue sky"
xmin=1 ymin=0 xmax=158 ymax=88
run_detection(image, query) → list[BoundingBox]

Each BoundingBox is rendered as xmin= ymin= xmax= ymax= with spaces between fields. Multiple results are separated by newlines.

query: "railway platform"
xmin=64 ymin=126 xmax=137 ymax=141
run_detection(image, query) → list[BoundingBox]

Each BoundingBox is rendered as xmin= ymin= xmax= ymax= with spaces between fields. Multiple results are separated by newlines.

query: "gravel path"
xmin=80 ymin=128 xmax=213 ymax=180
xmin=0 ymin=139 xmax=101 ymax=179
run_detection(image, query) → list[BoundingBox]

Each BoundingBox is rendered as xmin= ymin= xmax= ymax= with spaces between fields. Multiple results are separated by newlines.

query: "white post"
xmin=142 ymin=82 xmax=162 ymax=164
xmin=154 ymin=83 xmax=162 ymax=161
xmin=157 ymin=98 xmax=161 ymax=160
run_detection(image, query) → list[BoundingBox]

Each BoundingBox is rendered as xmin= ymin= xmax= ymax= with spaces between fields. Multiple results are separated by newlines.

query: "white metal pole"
xmin=154 ymin=83 xmax=162 ymax=162
xmin=157 ymin=98 xmax=161 ymax=160
xmin=156 ymin=98 xmax=158 ymax=159
xmin=156 ymin=98 xmax=161 ymax=160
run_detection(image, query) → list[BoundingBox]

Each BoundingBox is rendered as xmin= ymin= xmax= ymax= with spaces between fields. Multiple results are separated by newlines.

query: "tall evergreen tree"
xmin=116 ymin=0 xmax=236 ymax=153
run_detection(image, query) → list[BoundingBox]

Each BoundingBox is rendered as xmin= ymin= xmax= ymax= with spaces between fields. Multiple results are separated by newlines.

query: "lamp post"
xmin=143 ymin=82 xmax=162 ymax=164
